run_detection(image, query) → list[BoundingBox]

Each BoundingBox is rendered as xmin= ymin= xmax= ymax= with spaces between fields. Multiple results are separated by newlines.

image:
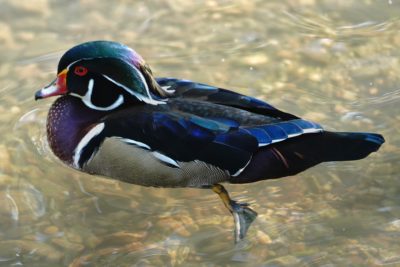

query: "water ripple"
xmin=5 ymin=186 xmax=19 ymax=222
xmin=17 ymin=51 xmax=63 ymax=66
xmin=350 ymin=88 xmax=400 ymax=106
xmin=282 ymin=11 xmax=398 ymax=40
xmin=14 ymin=107 xmax=53 ymax=159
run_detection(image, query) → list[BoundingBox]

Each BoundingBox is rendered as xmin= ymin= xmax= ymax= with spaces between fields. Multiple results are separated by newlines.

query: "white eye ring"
xmin=70 ymin=79 xmax=125 ymax=111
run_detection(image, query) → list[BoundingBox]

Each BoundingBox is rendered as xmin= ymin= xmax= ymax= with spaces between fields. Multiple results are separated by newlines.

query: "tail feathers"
xmin=318 ymin=132 xmax=384 ymax=162
xmin=232 ymin=131 xmax=384 ymax=184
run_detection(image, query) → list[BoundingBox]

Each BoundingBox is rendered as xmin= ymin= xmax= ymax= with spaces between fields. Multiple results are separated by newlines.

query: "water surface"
xmin=1 ymin=0 xmax=399 ymax=266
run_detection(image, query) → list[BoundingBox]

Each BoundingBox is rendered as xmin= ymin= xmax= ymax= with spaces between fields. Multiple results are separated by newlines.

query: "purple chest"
xmin=46 ymin=96 xmax=105 ymax=165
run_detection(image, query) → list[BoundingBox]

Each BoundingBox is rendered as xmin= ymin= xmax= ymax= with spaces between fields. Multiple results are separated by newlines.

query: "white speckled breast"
xmin=46 ymin=96 xmax=106 ymax=165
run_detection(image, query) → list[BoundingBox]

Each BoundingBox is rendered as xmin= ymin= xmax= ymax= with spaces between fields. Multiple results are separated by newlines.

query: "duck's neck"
xmin=47 ymin=96 xmax=106 ymax=165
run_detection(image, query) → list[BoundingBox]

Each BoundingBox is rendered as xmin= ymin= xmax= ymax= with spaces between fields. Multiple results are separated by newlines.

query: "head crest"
xmin=58 ymin=41 xmax=173 ymax=100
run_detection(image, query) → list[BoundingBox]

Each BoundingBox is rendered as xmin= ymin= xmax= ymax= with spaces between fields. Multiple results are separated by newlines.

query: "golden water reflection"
xmin=0 ymin=0 xmax=399 ymax=266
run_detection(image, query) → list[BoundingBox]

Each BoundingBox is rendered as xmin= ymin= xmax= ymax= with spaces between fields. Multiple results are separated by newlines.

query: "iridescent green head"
xmin=35 ymin=41 xmax=173 ymax=111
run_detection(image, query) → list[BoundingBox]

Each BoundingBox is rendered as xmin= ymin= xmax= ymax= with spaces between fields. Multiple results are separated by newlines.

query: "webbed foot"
xmin=208 ymin=184 xmax=258 ymax=242
xmin=230 ymin=199 xmax=258 ymax=242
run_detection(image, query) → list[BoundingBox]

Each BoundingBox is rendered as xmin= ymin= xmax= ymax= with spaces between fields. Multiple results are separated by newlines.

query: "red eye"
xmin=74 ymin=66 xmax=88 ymax=76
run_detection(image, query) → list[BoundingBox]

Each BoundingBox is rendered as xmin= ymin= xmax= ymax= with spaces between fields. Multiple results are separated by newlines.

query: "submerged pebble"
xmin=0 ymin=240 xmax=63 ymax=262
xmin=0 ymin=0 xmax=397 ymax=266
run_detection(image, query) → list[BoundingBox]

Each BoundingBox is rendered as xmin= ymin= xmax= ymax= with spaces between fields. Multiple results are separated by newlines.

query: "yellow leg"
xmin=210 ymin=184 xmax=258 ymax=242
xmin=211 ymin=184 xmax=233 ymax=212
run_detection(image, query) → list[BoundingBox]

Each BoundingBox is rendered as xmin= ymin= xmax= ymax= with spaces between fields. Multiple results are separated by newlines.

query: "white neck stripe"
xmin=73 ymin=123 xmax=105 ymax=168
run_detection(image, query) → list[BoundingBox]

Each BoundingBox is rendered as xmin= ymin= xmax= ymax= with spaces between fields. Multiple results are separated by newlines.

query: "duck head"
xmin=35 ymin=41 xmax=173 ymax=110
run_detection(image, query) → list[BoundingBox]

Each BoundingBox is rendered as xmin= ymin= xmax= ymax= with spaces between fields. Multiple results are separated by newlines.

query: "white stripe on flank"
xmin=73 ymin=123 xmax=105 ymax=168
xmin=152 ymin=151 xmax=180 ymax=168
xmin=231 ymin=156 xmax=252 ymax=177
xmin=102 ymin=74 xmax=165 ymax=105
xmin=117 ymin=137 xmax=151 ymax=150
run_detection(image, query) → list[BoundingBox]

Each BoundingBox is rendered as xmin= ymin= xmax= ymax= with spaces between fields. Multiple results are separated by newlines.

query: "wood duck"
xmin=35 ymin=41 xmax=384 ymax=242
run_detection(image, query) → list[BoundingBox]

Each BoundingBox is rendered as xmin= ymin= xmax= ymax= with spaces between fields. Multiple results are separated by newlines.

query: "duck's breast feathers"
xmin=157 ymin=77 xmax=299 ymax=120
xmin=73 ymin=107 xmax=323 ymax=177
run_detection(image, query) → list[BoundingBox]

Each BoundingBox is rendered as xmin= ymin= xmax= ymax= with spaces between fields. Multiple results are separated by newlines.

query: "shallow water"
xmin=1 ymin=0 xmax=399 ymax=266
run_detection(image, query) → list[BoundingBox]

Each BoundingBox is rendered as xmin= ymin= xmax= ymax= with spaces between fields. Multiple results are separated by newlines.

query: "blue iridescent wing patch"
xmin=244 ymin=119 xmax=323 ymax=147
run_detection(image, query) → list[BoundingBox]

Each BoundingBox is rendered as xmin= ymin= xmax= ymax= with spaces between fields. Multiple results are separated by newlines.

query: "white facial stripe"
xmin=65 ymin=58 xmax=95 ymax=70
xmin=102 ymin=74 xmax=165 ymax=105
xmin=72 ymin=79 xmax=125 ymax=111
xmin=130 ymin=64 xmax=152 ymax=100
xmin=73 ymin=123 xmax=105 ymax=168
xmin=67 ymin=57 xmax=167 ymax=106
xmin=116 ymin=137 xmax=151 ymax=150
xmin=70 ymin=92 xmax=82 ymax=98
xmin=152 ymin=151 xmax=180 ymax=168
